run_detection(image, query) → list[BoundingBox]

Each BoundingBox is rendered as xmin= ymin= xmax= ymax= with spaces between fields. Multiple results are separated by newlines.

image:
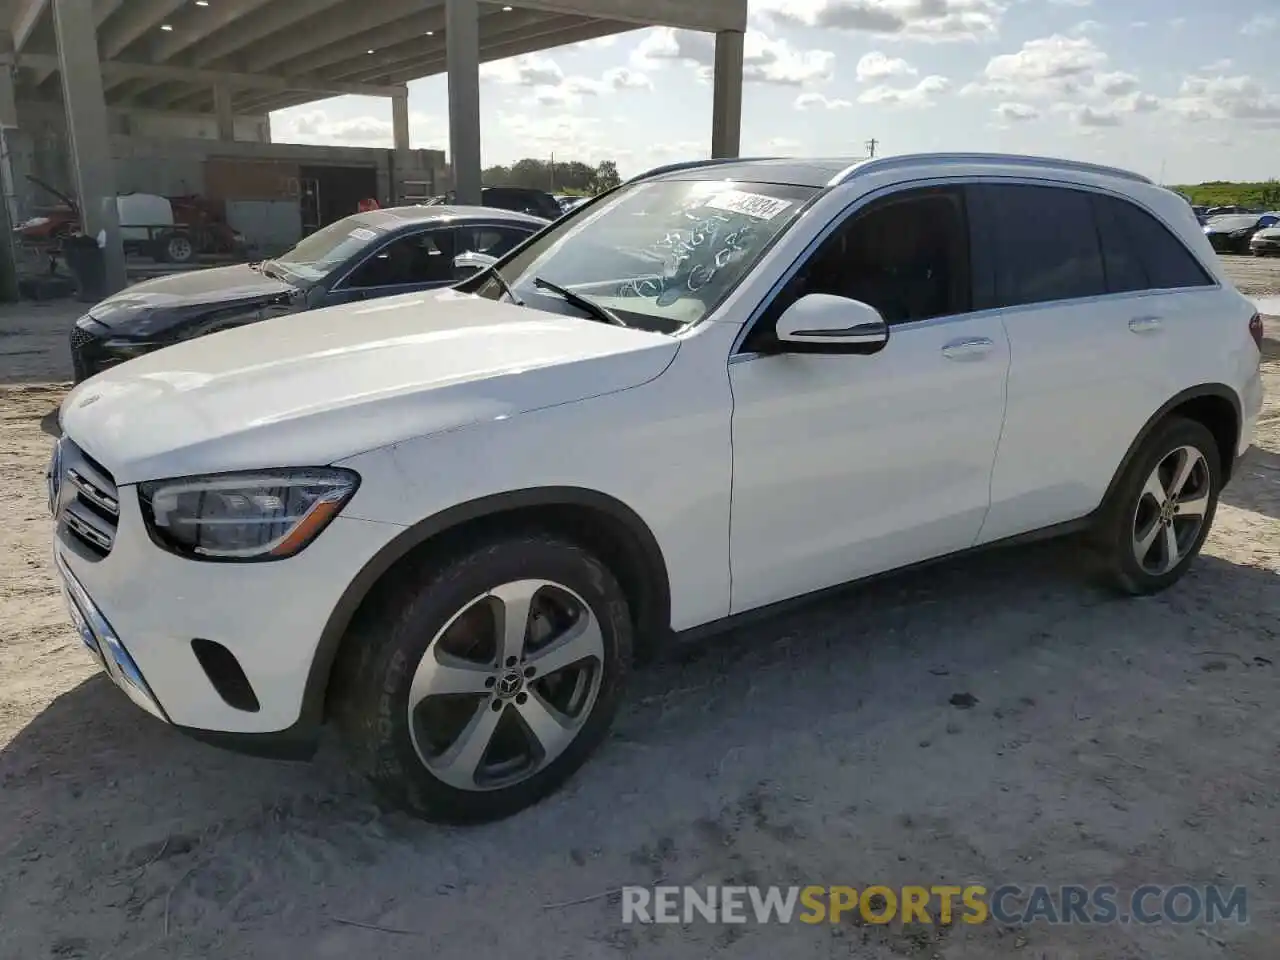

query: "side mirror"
xmin=452 ymin=250 xmax=498 ymax=279
xmin=773 ymin=293 xmax=889 ymax=355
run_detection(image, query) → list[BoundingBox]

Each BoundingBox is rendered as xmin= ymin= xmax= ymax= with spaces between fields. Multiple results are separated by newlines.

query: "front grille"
xmin=69 ymin=323 xmax=96 ymax=349
xmin=54 ymin=440 xmax=120 ymax=559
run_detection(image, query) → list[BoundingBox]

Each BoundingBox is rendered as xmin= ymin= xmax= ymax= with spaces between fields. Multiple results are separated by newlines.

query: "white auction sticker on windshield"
xmin=349 ymin=227 xmax=378 ymax=241
xmin=704 ymin=190 xmax=793 ymax=221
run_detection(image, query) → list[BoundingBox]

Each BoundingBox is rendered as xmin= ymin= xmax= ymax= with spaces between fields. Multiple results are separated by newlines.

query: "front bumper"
xmin=1251 ymin=239 xmax=1280 ymax=255
xmin=51 ymin=452 xmax=404 ymax=745
xmin=55 ymin=549 xmax=168 ymax=721
xmin=68 ymin=317 xmax=163 ymax=383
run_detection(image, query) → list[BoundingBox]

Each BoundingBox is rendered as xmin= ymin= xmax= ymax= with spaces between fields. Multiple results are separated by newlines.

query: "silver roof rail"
xmin=833 ymin=153 xmax=1154 ymax=187
xmin=627 ymin=157 xmax=781 ymax=183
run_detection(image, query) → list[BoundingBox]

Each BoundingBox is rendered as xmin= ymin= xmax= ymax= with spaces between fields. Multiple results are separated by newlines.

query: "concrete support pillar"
xmin=0 ymin=60 xmax=19 ymax=301
xmin=53 ymin=0 xmax=126 ymax=294
xmin=711 ymin=29 xmax=744 ymax=160
xmin=446 ymin=0 xmax=482 ymax=205
xmin=214 ymin=84 xmax=235 ymax=141
xmin=392 ymin=90 xmax=411 ymax=152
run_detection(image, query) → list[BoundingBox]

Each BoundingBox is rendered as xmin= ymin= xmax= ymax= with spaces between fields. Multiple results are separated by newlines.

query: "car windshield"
xmin=272 ymin=216 xmax=386 ymax=280
xmin=461 ymin=179 xmax=817 ymax=332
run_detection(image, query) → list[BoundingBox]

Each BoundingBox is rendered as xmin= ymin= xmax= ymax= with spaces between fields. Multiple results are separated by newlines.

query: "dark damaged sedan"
xmin=69 ymin=205 xmax=548 ymax=382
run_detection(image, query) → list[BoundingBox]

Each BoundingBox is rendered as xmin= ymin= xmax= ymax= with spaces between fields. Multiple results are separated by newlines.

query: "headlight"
xmin=137 ymin=468 xmax=359 ymax=561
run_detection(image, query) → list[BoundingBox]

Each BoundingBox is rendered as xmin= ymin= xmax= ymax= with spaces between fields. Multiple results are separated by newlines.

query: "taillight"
xmin=1249 ymin=312 xmax=1264 ymax=350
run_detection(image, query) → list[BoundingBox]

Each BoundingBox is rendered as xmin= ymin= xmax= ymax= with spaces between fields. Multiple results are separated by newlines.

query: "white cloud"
xmin=602 ymin=67 xmax=652 ymax=91
xmin=754 ymin=0 xmax=1006 ymax=42
xmin=573 ymin=35 xmax=619 ymax=50
xmin=995 ymin=101 xmax=1040 ymax=121
xmin=491 ymin=110 xmax=619 ymax=163
xmin=1200 ymin=58 xmax=1233 ymax=73
xmin=855 ymin=51 xmax=917 ymax=81
xmin=1113 ymin=91 xmax=1161 ymax=114
xmin=980 ymin=34 xmax=1106 ymax=97
xmin=796 ymin=92 xmax=853 ymax=110
xmin=1068 ymin=19 xmax=1103 ymax=35
xmin=1242 ymin=14 xmax=1278 ymax=36
xmin=483 ymin=54 xmax=651 ymax=107
xmin=1063 ymin=103 xmax=1122 ymax=127
xmin=480 ymin=53 xmax=563 ymax=87
xmin=1095 ymin=71 xmax=1139 ymax=96
xmin=271 ymin=108 xmax=443 ymax=148
xmin=632 ymin=27 xmax=833 ymax=86
xmin=1048 ymin=0 xmax=1092 ymax=5
xmin=859 ymin=74 xmax=951 ymax=107
xmin=1168 ymin=74 xmax=1280 ymax=123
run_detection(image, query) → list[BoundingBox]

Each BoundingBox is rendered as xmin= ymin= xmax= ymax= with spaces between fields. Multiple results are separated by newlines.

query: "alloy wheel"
xmin=1131 ymin=444 xmax=1212 ymax=575
xmin=407 ymin=579 xmax=605 ymax=791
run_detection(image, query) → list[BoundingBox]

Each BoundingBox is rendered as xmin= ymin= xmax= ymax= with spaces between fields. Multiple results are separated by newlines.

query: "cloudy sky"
xmin=270 ymin=0 xmax=1280 ymax=184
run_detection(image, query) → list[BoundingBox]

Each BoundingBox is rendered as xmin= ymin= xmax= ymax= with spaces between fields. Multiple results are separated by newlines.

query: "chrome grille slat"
xmin=67 ymin=468 xmax=119 ymax=515
xmin=54 ymin=439 xmax=120 ymax=558
xmin=63 ymin=503 xmax=114 ymax=551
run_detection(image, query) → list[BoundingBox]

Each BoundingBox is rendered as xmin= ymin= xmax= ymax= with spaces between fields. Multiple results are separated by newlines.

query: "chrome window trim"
xmin=729 ymin=173 xmax=1221 ymax=360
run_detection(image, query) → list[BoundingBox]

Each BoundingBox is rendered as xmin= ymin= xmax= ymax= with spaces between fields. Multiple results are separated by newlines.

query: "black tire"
xmin=1092 ymin=417 xmax=1222 ymax=595
xmin=333 ymin=533 xmax=632 ymax=824
xmin=156 ymin=231 xmax=195 ymax=264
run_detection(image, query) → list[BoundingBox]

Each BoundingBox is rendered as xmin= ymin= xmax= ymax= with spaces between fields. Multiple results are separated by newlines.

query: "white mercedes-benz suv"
xmin=50 ymin=154 xmax=1264 ymax=822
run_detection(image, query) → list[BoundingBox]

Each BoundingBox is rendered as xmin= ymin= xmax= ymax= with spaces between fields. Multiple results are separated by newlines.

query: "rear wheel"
xmin=1093 ymin=417 xmax=1221 ymax=595
xmin=334 ymin=534 xmax=632 ymax=823
xmin=156 ymin=231 xmax=195 ymax=264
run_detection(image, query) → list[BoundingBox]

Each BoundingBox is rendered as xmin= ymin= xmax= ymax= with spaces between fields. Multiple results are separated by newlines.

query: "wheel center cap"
xmin=496 ymin=671 xmax=524 ymax=698
xmin=1160 ymin=500 xmax=1176 ymax=524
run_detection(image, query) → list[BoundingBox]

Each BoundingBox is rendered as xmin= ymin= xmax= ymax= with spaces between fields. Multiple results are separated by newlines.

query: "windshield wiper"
xmin=258 ymin=260 xmax=284 ymax=281
xmin=532 ymin=276 xmax=626 ymax=327
xmin=488 ymin=266 xmax=524 ymax=306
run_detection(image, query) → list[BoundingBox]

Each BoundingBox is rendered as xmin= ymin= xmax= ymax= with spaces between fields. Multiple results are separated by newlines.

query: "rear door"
xmin=973 ymin=182 xmax=1216 ymax=543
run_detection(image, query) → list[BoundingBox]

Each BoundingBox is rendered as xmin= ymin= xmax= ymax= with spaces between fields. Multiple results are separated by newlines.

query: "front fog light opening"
xmin=138 ymin=467 xmax=359 ymax=562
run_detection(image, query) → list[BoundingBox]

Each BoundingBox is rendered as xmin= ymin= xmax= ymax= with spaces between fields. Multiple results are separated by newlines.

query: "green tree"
xmin=593 ymin=160 xmax=621 ymax=193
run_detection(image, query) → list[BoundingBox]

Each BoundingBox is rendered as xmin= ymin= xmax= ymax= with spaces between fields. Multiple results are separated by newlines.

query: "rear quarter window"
xmin=1093 ymin=194 xmax=1214 ymax=291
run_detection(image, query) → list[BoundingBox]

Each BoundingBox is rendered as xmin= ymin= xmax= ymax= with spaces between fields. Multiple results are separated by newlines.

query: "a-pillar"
xmin=711 ymin=29 xmax=743 ymax=160
xmin=446 ymin=0 xmax=481 ymax=205
xmin=214 ymin=84 xmax=235 ymax=141
xmin=53 ymin=0 xmax=126 ymax=294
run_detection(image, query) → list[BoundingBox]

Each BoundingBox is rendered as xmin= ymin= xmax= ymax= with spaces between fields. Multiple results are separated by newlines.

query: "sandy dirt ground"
xmin=2 ymin=260 xmax=1279 ymax=960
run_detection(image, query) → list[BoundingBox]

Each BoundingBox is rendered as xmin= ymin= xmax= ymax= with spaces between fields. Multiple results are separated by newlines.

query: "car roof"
xmin=364 ymin=205 xmax=548 ymax=227
xmin=644 ymin=157 xmax=862 ymax=188
xmin=640 ymin=153 xmax=1154 ymax=189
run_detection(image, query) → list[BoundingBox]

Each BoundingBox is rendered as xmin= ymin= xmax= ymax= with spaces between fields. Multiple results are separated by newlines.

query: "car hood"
xmin=89 ymin=263 xmax=295 ymax=326
xmin=1252 ymin=227 xmax=1280 ymax=241
xmin=60 ymin=289 xmax=679 ymax=484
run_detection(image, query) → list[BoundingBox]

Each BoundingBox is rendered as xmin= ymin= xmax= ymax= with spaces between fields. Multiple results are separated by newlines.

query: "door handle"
xmin=1128 ymin=315 xmax=1162 ymax=333
xmin=941 ymin=337 xmax=995 ymax=360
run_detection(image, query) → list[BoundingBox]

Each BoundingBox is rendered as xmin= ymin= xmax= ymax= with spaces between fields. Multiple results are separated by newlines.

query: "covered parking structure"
xmin=1 ymin=0 xmax=749 ymax=293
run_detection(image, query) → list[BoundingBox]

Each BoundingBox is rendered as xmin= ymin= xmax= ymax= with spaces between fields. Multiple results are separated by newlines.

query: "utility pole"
xmin=865 ymin=137 xmax=878 ymax=158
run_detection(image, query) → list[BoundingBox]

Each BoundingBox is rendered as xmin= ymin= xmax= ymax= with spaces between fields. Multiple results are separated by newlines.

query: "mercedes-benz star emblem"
xmin=496 ymin=672 xmax=523 ymax=698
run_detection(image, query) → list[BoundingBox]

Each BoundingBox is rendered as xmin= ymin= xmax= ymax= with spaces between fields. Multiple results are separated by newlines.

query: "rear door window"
xmin=970 ymin=183 xmax=1107 ymax=307
xmin=1093 ymin=195 xmax=1214 ymax=290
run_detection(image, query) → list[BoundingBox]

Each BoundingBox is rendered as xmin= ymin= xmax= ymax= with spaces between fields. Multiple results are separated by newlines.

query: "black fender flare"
xmin=307 ymin=487 xmax=669 ymax=722
xmin=1099 ymin=383 xmax=1242 ymax=509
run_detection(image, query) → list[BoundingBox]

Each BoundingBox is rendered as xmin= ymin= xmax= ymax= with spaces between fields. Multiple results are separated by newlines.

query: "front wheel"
xmin=1093 ymin=417 xmax=1221 ymax=595
xmin=334 ymin=534 xmax=632 ymax=823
